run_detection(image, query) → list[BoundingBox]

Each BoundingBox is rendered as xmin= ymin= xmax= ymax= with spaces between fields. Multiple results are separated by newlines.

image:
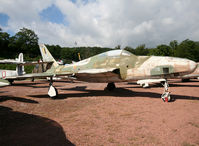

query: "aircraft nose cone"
xmin=173 ymin=58 xmax=197 ymax=75
xmin=188 ymin=60 xmax=197 ymax=73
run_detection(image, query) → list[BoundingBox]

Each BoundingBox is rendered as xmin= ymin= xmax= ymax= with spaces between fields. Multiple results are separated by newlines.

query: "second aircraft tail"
xmin=39 ymin=44 xmax=59 ymax=68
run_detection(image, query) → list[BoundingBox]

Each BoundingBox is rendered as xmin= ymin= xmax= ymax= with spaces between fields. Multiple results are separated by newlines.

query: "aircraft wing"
xmin=18 ymin=61 xmax=53 ymax=66
xmin=52 ymin=68 xmax=118 ymax=76
xmin=3 ymin=70 xmax=74 ymax=80
xmin=3 ymin=68 xmax=121 ymax=82
xmin=0 ymin=59 xmax=21 ymax=64
xmin=72 ymin=68 xmax=122 ymax=82
xmin=4 ymin=72 xmax=55 ymax=80
xmin=0 ymin=79 xmax=10 ymax=87
xmin=182 ymin=74 xmax=199 ymax=79
xmin=77 ymin=68 xmax=117 ymax=74
xmin=0 ymin=60 xmax=53 ymax=66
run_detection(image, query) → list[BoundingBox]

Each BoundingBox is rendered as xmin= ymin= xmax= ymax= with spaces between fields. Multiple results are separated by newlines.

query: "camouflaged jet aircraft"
xmin=136 ymin=63 xmax=199 ymax=88
xmin=4 ymin=44 xmax=197 ymax=102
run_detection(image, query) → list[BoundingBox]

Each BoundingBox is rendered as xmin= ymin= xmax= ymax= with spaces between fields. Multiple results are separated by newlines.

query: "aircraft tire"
xmin=8 ymin=79 xmax=14 ymax=85
xmin=105 ymin=82 xmax=116 ymax=91
xmin=181 ymin=79 xmax=190 ymax=82
xmin=48 ymin=85 xmax=58 ymax=98
xmin=51 ymin=88 xmax=58 ymax=99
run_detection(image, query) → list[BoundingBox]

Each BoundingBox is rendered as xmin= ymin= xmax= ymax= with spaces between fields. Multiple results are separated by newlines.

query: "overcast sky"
xmin=0 ymin=0 xmax=199 ymax=48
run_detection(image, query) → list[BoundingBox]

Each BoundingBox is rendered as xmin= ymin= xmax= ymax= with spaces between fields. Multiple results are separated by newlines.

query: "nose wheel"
xmin=161 ymin=91 xmax=170 ymax=102
xmin=161 ymin=80 xmax=171 ymax=102
xmin=105 ymin=82 xmax=116 ymax=91
xmin=48 ymin=77 xmax=58 ymax=98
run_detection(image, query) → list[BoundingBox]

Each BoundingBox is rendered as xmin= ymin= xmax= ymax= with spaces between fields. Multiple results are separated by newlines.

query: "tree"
xmin=169 ymin=40 xmax=178 ymax=56
xmin=115 ymin=45 xmax=121 ymax=50
xmin=124 ymin=46 xmax=135 ymax=54
xmin=11 ymin=27 xmax=39 ymax=58
xmin=46 ymin=44 xmax=62 ymax=59
xmin=175 ymin=39 xmax=199 ymax=61
xmin=0 ymin=28 xmax=10 ymax=58
xmin=134 ymin=44 xmax=149 ymax=55
xmin=154 ymin=44 xmax=171 ymax=56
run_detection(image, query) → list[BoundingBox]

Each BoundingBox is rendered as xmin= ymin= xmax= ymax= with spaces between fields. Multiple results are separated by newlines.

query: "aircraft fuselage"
xmin=52 ymin=50 xmax=197 ymax=83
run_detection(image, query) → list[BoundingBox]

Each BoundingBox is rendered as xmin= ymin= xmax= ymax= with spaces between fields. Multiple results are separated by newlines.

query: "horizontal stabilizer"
xmin=0 ymin=60 xmax=53 ymax=66
xmin=0 ymin=79 xmax=9 ymax=86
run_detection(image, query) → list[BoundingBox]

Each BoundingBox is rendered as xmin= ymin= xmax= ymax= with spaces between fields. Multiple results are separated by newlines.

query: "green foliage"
xmin=13 ymin=27 xmax=39 ymax=58
xmin=46 ymin=44 xmax=62 ymax=59
xmin=0 ymin=64 xmax=16 ymax=70
xmin=124 ymin=45 xmax=150 ymax=56
xmin=134 ymin=44 xmax=149 ymax=55
xmin=0 ymin=30 xmax=10 ymax=57
xmin=152 ymin=44 xmax=171 ymax=56
xmin=0 ymin=27 xmax=40 ymax=58
xmin=174 ymin=39 xmax=199 ymax=62
xmin=115 ymin=45 xmax=121 ymax=50
xmin=61 ymin=46 xmax=112 ymax=63
xmin=124 ymin=46 xmax=135 ymax=54
xmin=169 ymin=40 xmax=178 ymax=56
xmin=0 ymin=64 xmax=35 ymax=74
xmin=24 ymin=65 xmax=35 ymax=73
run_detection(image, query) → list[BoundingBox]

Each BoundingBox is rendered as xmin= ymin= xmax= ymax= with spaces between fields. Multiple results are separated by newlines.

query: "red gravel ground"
xmin=0 ymin=79 xmax=199 ymax=146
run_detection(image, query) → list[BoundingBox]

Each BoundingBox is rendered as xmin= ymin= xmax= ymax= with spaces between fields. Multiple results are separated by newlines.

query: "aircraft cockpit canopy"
xmin=106 ymin=50 xmax=133 ymax=57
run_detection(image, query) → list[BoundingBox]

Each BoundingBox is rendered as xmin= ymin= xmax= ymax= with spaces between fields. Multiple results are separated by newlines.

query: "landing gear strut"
xmin=8 ymin=79 xmax=14 ymax=85
xmin=105 ymin=82 xmax=116 ymax=91
xmin=161 ymin=80 xmax=171 ymax=102
xmin=48 ymin=77 xmax=58 ymax=98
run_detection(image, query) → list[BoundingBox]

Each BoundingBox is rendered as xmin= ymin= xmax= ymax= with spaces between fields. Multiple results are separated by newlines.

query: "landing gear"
xmin=105 ymin=82 xmax=116 ymax=91
xmin=8 ymin=79 xmax=14 ymax=85
xmin=48 ymin=77 xmax=58 ymax=98
xmin=181 ymin=79 xmax=190 ymax=82
xmin=161 ymin=80 xmax=171 ymax=102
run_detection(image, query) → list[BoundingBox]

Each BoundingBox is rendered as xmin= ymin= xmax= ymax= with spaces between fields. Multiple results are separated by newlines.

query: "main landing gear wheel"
xmin=8 ymin=79 xmax=14 ymax=85
xmin=161 ymin=92 xmax=171 ymax=102
xmin=161 ymin=80 xmax=171 ymax=102
xmin=48 ymin=77 xmax=58 ymax=98
xmin=105 ymin=82 xmax=116 ymax=91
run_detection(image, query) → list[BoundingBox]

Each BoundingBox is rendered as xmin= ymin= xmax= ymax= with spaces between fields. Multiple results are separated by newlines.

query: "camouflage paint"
xmin=39 ymin=44 xmax=197 ymax=83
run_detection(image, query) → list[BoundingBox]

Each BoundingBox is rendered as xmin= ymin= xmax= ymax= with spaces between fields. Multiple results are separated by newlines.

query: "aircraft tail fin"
xmin=39 ymin=44 xmax=59 ymax=68
xmin=18 ymin=53 xmax=24 ymax=62
xmin=16 ymin=53 xmax=25 ymax=75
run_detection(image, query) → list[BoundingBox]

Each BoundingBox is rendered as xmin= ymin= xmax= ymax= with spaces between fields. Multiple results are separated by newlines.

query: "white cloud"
xmin=133 ymin=21 xmax=153 ymax=35
xmin=162 ymin=18 xmax=174 ymax=25
xmin=0 ymin=0 xmax=199 ymax=48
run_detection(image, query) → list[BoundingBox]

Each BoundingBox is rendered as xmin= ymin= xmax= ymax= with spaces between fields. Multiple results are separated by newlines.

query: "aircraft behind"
xmin=0 ymin=53 xmax=25 ymax=84
xmin=0 ymin=52 xmax=53 ymax=84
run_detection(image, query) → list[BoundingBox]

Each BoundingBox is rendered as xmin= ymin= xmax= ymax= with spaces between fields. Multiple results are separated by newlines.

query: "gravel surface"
xmin=0 ymin=79 xmax=199 ymax=146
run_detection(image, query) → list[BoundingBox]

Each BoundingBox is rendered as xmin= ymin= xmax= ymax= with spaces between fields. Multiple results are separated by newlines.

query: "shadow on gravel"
xmin=0 ymin=106 xmax=74 ymax=146
xmin=0 ymin=96 xmax=39 ymax=104
xmin=29 ymin=86 xmax=199 ymax=101
xmin=127 ymin=82 xmax=199 ymax=88
xmin=12 ymin=82 xmax=44 ymax=86
xmin=0 ymin=91 xmax=7 ymax=93
xmin=169 ymin=83 xmax=199 ymax=88
xmin=12 ymin=82 xmax=63 ymax=89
